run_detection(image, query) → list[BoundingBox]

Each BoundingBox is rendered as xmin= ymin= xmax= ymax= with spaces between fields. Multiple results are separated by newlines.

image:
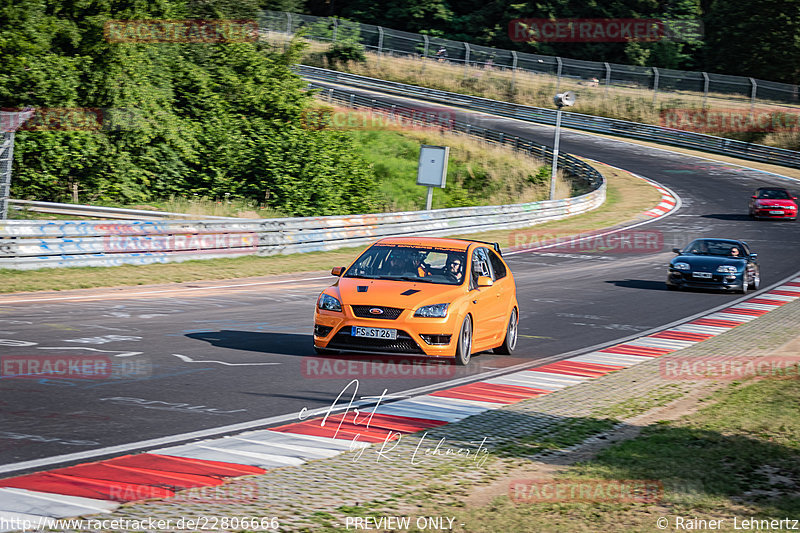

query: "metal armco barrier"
xmin=0 ymin=95 xmax=605 ymax=270
xmin=298 ymin=65 xmax=800 ymax=170
xmin=6 ymin=199 xmax=241 ymax=220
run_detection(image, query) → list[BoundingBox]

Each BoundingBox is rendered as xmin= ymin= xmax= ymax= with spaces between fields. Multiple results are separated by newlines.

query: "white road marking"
xmin=37 ymin=347 xmax=143 ymax=357
xmin=172 ymin=353 xmax=281 ymax=366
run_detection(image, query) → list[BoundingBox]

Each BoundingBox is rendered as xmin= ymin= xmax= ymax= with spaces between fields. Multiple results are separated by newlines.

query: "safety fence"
xmin=261 ymin=10 xmax=800 ymax=108
xmin=299 ymin=65 xmax=800 ymax=169
xmin=0 ymin=96 xmax=604 ymax=270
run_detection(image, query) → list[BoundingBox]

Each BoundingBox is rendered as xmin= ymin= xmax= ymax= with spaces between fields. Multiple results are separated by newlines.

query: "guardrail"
xmin=263 ymin=10 xmax=799 ymax=108
xmin=0 ymin=94 xmax=605 ymax=270
xmin=298 ymin=65 xmax=800 ymax=170
xmin=7 ymin=199 xmax=242 ymax=221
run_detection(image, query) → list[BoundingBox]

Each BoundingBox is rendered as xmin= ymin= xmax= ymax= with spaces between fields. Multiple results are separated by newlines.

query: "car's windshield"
xmin=682 ymin=240 xmax=743 ymax=257
xmin=345 ymin=245 xmax=467 ymax=285
xmin=757 ymin=189 xmax=791 ymax=200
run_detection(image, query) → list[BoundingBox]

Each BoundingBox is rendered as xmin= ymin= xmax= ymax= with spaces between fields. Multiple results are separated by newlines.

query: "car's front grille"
xmin=351 ymin=305 xmax=404 ymax=320
xmin=327 ymin=329 xmax=424 ymax=354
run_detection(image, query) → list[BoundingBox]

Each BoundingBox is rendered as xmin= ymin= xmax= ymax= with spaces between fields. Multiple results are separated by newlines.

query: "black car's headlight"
xmin=414 ymin=303 xmax=449 ymax=318
xmin=672 ymin=262 xmax=690 ymax=270
xmin=318 ymin=293 xmax=342 ymax=312
xmin=717 ymin=265 xmax=738 ymax=274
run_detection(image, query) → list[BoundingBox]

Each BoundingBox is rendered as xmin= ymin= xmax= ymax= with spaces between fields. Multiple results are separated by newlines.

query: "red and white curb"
xmin=2 ymin=279 xmax=798 ymax=528
xmin=642 ymin=183 xmax=678 ymax=218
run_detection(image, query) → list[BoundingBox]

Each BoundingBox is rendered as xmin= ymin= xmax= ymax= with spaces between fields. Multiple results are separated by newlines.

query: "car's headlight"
xmin=317 ymin=293 xmax=342 ymax=312
xmin=414 ymin=303 xmax=449 ymax=318
xmin=672 ymin=262 xmax=690 ymax=270
xmin=717 ymin=265 xmax=738 ymax=273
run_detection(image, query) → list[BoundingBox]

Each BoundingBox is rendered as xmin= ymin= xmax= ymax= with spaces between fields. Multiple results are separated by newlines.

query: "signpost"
xmin=550 ymin=91 xmax=576 ymax=200
xmin=417 ymin=144 xmax=449 ymax=210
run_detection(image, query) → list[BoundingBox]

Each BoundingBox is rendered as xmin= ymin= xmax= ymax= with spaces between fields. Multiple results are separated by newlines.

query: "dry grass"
xmin=276 ymin=33 xmax=800 ymax=151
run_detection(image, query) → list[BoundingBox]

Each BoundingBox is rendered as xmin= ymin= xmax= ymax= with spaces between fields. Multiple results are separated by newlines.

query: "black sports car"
xmin=666 ymin=238 xmax=760 ymax=294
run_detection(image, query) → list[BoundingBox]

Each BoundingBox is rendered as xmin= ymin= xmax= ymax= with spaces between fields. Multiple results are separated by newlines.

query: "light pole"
xmin=550 ymin=91 xmax=575 ymax=200
xmin=0 ymin=109 xmax=34 ymax=220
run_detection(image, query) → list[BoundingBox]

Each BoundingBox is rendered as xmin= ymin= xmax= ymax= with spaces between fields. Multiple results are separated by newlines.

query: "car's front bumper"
xmin=752 ymin=208 xmax=797 ymax=219
xmin=667 ymin=271 xmax=744 ymax=291
xmin=313 ymin=307 xmax=460 ymax=357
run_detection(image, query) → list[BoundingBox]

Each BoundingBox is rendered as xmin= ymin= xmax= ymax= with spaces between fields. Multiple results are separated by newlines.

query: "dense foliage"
xmin=1 ymin=0 xmax=378 ymax=215
xmin=306 ymin=0 xmax=800 ymax=84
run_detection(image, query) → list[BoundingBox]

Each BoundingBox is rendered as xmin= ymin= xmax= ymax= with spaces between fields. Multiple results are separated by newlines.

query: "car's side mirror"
xmin=672 ymin=248 xmax=682 ymax=254
xmin=477 ymin=276 xmax=493 ymax=287
xmin=749 ymin=253 xmax=758 ymax=260
xmin=331 ymin=266 xmax=345 ymax=276
xmin=751 ymin=195 xmax=757 ymax=199
xmin=793 ymin=197 xmax=798 ymax=200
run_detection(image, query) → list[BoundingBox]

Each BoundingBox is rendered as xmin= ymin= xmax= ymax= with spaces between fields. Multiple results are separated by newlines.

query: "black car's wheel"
xmin=749 ymin=270 xmax=761 ymax=290
xmin=495 ymin=308 xmax=518 ymax=355
xmin=738 ymin=277 xmax=749 ymax=294
xmin=666 ymin=283 xmax=679 ymax=291
xmin=455 ymin=315 xmax=473 ymax=366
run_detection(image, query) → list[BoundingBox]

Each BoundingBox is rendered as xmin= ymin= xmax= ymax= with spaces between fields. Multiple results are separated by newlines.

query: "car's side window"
xmin=471 ymin=247 xmax=493 ymax=288
xmin=488 ymin=250 xmax=506 ymax=280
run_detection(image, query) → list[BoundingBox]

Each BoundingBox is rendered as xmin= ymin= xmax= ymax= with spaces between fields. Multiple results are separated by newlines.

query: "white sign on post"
xmin=417 ymin=144 xmax=449 ymax=210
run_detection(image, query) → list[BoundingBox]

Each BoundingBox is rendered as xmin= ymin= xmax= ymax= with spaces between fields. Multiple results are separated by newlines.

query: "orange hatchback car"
xmin=313 ymin=237 xmax=519 ymax=365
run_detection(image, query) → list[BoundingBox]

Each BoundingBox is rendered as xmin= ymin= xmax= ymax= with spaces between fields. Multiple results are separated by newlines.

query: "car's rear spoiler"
xmin=464 ymin=240 xmax=503 ymax=256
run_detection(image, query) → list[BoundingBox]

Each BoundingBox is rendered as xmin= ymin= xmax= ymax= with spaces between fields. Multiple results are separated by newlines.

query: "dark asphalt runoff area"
xmin=1 ymin=84 xmax=799 ymax=473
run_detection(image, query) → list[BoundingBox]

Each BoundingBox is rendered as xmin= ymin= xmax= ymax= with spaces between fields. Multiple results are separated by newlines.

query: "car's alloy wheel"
xmin=495 ymin=308 xmax=518 ymax=354
xmin=455 ymin=315 xmax=472 ymax=366
xmin=749 ymin=270 xmax=761 ymax=290
xmin=739 ymin=276 xmax=749 ymax=294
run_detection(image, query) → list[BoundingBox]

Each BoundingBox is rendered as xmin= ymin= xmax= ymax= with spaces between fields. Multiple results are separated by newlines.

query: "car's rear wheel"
xmin=455 ymin=315 xmax=472 ymax=366
xmin=495 ymin=308 xmax=518 ymax=355
xmin=666 ymin=283 xmax=679 ymax=291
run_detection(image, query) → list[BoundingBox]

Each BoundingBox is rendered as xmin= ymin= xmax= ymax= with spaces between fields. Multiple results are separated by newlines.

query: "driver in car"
xmin=446 ymin=257 xmax=464 ymax=283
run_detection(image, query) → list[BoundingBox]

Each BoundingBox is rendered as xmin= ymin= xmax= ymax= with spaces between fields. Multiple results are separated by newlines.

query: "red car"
xmin=749 ymin=187 xmax=798 ymax=220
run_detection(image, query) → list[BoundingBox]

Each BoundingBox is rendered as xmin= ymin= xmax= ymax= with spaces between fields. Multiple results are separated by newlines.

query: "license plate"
xmin=692 ymin=272 xmax=712 ymax=279
xmin=351 ymin=326 xmax=397 ymax=339
xmin=769 ymin=210 xmax=784 ymax=215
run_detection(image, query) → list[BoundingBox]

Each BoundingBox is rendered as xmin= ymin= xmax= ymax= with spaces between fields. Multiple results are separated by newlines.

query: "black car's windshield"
xmin=344 ymin=245 xmax=467 ymax=285
xmin=682 ymin=239 xmax=743 ymax=257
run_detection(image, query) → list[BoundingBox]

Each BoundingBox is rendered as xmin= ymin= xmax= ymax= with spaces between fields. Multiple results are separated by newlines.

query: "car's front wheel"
xmin=495 ymin=308 xmax=518 ymax=355
xmin=738 ymin=277 xmax=749 ymax=294
xmin=748 ymin=270 xmax=761 ymax=291
xmin=455 ymin=315 xmax=473 ymax=366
